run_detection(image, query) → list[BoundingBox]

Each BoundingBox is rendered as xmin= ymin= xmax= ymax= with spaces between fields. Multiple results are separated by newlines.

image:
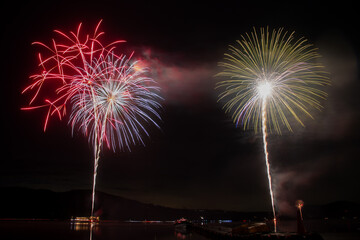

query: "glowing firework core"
xmin=257 ymin=81 xmax=273 ymax=99
xmin=296 ymin=200 xmax=304 ymax=209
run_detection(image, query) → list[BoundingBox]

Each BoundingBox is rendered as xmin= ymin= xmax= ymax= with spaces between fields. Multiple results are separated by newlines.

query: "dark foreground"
xmin=1 ymin=221 xmax=205 ymax=240
xmin=193 ymin=224 xmax=323 ymax=240
xmin=0 ymin=220 xmax=359 ymax=240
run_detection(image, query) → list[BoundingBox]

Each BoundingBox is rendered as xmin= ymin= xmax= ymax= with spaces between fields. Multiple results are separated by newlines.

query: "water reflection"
xmin=1 ymin=220 xmax=359 ymax=240
xmin=89 ymin=223 xmax=95 ymax=240
xmin=70 ymin=222 xmax=99 ymax=231
xmin=68 ymin=221 xmax=209 ymax=240
xmin=174 ymin=231 xmax=192 ymax=239
xmin=70 ymin=222 xmax=100 ymax=240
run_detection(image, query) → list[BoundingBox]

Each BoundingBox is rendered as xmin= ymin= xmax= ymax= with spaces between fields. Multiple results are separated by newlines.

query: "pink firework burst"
xmin=22 ymin=20 xmax=162 ymax=216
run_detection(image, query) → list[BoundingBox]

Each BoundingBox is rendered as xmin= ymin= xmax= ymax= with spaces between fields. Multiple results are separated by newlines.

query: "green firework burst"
xmin=216 ymin=27 xmax=330 ymax=134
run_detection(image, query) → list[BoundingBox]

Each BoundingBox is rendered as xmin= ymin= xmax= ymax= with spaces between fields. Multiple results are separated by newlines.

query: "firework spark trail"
xmin=69 ymin=55 xmax=162 ymax=217
xmin=261 ymin=98 xmax=277 ymax=232
xmin=22 ymin=21 xmax=162 ymax=217
xmin=216 ymin=27 xmax=329 ymax=232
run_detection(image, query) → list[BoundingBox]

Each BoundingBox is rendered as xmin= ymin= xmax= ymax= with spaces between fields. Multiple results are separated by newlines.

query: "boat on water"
xmin=71 ymin=216 xmax=100 ymax=223
xmin=174 ymin=218 xmax=192 ymax=233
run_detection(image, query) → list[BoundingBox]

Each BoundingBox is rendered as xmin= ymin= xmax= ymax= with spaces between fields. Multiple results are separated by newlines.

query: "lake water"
xmin=0 ymin=220 xmax=359 ymax=240
xmin=277 ymin=219 xmax=360 ymax=240
xmin=0 ymin=221 xmax=207 ymax=240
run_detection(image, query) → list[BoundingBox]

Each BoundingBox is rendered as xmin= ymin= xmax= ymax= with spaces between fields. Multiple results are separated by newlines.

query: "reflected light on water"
xmin=175 ymin=231 xmax=192 ymax=239
xmin=70 ymin=222 xmax=100 ymax=240
xmin=70 ymin=222 xmax=99 ymax=231
xmin=1 ymin=220 xmax=359 ymax=240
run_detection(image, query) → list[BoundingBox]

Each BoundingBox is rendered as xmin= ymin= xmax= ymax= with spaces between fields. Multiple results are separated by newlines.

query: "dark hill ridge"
xmin=0 ymin=187 xmax=358 ymax=220
xmin=0 ymin=187 xmax=267 ymax=220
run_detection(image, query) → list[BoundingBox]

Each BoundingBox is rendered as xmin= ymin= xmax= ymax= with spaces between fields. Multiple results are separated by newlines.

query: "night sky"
xmin=3 ymin=1 xmax=360 ymax=215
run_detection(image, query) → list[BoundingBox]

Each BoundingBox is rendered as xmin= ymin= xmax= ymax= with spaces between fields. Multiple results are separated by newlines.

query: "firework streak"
xmin=216 ymin=28 xmax=329 ymax=232
xmin=22 ymin=20 xmax=162 ymax=216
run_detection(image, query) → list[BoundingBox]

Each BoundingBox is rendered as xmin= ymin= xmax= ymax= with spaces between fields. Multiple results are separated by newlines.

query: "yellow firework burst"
xmin=216 ymin=27 xmax=330 ymax=134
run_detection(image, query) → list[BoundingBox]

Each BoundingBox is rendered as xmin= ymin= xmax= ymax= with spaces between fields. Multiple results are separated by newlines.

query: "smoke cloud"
xmin=134 ymin=47 xmax=217 ymax=105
